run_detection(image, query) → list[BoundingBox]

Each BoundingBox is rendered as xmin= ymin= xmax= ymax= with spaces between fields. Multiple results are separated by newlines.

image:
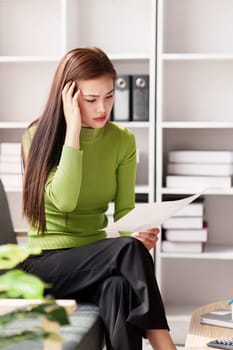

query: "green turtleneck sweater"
xmin=23 ymin=121 xmax=136 ymax=250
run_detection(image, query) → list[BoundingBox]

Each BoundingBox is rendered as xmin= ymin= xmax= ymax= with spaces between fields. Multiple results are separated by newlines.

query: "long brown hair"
xmin=22 ymin=47 xmax=117 ymax=234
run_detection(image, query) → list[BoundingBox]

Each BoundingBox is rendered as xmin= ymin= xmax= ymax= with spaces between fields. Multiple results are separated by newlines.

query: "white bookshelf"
xmin=156 ymin=0 xmax=233 ymax=344
xmin=0 ymin=0 xmax=156 ymax=225
xmin=162 ymin=122 xmax=233 ymax=129
xmin=163 ymin=53 xmax=233 ymax=61
xmin=162 ymin=188 xmax=233 ymax=196
xmin=161 ymin=244 xmax=233 ymax=260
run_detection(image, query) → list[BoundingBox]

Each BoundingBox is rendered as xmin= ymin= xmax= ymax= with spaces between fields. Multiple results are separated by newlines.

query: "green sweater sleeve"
xmin=114 ymin=131 xmax=137 ymax=235
xmin=45 ymin=145 xmax=83 ymax=212
xmin=22 ymin=127 xmax=83 ymax=213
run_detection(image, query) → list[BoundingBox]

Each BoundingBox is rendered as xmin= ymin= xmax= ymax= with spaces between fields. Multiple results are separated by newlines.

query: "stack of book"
xmin=200 ymin=308 xmax=233 ymax=329
xmin=161 ymin=201 xmax=207 ymax=253
xmin=0 ymin=143 xmax=22 ymax=190
xmin=166 ymin=150 xmax=233 ymax=189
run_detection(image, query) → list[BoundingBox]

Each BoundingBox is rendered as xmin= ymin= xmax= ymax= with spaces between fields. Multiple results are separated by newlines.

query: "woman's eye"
xmin=85 ymin=99 xmax=95 ymax=103
xmin=106 ymin=95 xmax=113 ymax=100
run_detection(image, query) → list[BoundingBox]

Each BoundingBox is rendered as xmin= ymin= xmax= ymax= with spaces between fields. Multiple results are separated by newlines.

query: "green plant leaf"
xmin=0 ymin=269 xmax=48 ymax=299
xmin=0 ymin=245 xmax=70 ymax=348
xmin=0 ymin=327 xmax=63 ymax=349
xmin=32 ymin=303 xmax=70 ymax=325
xmin=0 ymin=244 xmax=42 ymax=270
xmin=0 ymin=300 xmax=70 ymax=327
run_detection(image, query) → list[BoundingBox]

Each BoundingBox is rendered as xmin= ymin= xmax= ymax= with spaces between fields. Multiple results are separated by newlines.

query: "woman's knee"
xmin=116 ymin=235 xmax=150 ymax=258
xmin=116 ymin=235 xmax=146 ymax=251
xmin=101 ymin=275 xmax=130 ymax=294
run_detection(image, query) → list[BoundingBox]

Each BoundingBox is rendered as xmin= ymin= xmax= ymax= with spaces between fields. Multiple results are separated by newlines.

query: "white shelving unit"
xmin=0 ymin=0 xmax=156 ymax=226
xmin=156 ymin=0 xmax=233 ymax=344
xmin=0 ymin=0 xmax=62 ymax=230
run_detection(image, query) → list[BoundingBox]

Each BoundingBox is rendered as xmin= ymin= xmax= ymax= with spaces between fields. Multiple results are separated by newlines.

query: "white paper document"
xmin=106 ymin=193 xmax=201 ymax=232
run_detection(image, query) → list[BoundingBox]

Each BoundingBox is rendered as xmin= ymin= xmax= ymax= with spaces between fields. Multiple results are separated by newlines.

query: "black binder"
xmin=132 ymin=75 xmax=149 ymax=121
xmin=113 ymin=75 xmax=131 ymax=121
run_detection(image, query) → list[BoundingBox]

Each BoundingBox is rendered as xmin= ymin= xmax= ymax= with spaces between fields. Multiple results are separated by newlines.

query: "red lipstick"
xmin=94 ymin=115 xmax=106 ymax=122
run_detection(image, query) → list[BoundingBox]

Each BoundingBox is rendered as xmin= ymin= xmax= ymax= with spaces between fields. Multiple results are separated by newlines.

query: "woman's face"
xmin=77 ymin=75 xmax=114 ymax=128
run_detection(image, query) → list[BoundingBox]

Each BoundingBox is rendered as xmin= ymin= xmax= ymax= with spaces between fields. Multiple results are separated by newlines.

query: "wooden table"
xmin=185 ymin=300 xmax=233 ymax=350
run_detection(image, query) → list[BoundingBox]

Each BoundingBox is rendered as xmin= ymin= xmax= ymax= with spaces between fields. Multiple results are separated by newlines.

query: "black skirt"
xmin=19 ymin=236 xmax=169 ymax=350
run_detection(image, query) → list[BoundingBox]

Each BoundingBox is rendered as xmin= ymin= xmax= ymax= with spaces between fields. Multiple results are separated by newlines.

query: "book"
xmin=0 ymin=155 xmax=21 ymax=163
xmin=168 ymin=162 xmax=233 ymax=176
xmin=174 ymin=202 xmax=204 ymax=217
xmin=163 ymin=216 xmax=203 ymax=229
xmin=166 ymin=175 xmax=232 ymax=189
xmin=0 ymin=142 xmax=21 ymax=155
xmin=161 ymin=241 xmax=203 ymax=253
xmin=169 ymin=151 xmax=233 ymax=164
xmin=0 ymin=161 xmax=22 ymax=174
xmin=0 ymin=174 xmax=22 ymax=188
xmin=164 ymin=227 xmax=208 ymax=242
xmin=200 ymin=309 xmax=233 ymax=329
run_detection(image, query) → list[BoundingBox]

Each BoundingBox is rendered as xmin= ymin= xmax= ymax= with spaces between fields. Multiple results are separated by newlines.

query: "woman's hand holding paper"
xmin=131 ymin=228 xmax=160 ymax=250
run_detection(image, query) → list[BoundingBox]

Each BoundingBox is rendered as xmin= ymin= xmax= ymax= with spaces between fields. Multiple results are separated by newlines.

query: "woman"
xmin=21 ymin=47 xmax=176 ymax=350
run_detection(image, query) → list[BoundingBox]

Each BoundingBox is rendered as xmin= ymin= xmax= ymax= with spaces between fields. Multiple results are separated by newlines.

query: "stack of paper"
xmin=162 ymin=201 xmax=207 ymax=254
xmin=0 ymin=143 xmax=22 ymax=190
xmin=166 ymin=150 xmax=233 ymax=189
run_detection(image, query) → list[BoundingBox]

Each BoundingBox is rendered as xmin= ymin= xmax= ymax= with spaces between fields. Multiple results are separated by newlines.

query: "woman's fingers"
xmin=72 ymin=89 xmax=80 ymax=105
xmin=67 ymin=81 xmax=77 ymax=103
xmin=147 ymin=227 xmax=160 ymax=234
xmin=62 ymin=81 xmax=72 ymax=101
xmin=62 ymin=81 xmax=76 ymax=106
xmin=131 ymin=230 xmax=160 ymax=250
xmin=62 ymin=81 xmax=81 ymax=128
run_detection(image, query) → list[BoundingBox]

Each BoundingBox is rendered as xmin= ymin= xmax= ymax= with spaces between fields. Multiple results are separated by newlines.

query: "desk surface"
xmin=185 ymin=300 xmax=233 ymax=350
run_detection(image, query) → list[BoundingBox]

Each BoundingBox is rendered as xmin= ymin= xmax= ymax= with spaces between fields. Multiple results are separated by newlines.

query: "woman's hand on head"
xmin=131 ymin=227 xmax=160 ymax=250
xmin=62 ymin=81 xmax=82 ymax=148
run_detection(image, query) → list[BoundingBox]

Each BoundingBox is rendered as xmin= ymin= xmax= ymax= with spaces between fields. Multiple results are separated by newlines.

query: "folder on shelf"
xmin=113 ymin=75 xmax=131 ymax=121
xmin=132 ymin=75 xmax=149 ymax=121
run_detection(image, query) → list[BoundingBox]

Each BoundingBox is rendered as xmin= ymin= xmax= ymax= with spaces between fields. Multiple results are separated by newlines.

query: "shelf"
xmin=4 ymin=187 xmax=22 ymax=193
xmin=162 ymin=53 xmax=233 ymax=61
xmin=135 ymin=185 xmax=149 ymax=194
xmin=109 ymin=53 xmax=150 ymax=61
xmin=157 ymin=0 xmax=233 ymax=339
xmin=114 ymin=121 xmax=150 ymax=128
xmin=161 ymin=188 xmax=233 ymax=195
xmin=160 ymin=244 xmax=233 ymax=260
xmin=0 ymin=122 xmax=28 ymax=129
xmin=0 ymin=56 xmax=60 ymax=63
xmin=161 ymin=121 xmax=233 ymax=129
